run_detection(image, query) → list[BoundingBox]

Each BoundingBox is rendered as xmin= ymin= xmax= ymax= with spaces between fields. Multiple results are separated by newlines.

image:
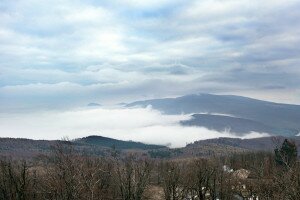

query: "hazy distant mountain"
xmin=181 ymin=114 xmax=285 ymax=136
xmin=127 ymin=93 xmax=300 ymax=136
xmin=87 ymin=103 xmax=102 ymax=107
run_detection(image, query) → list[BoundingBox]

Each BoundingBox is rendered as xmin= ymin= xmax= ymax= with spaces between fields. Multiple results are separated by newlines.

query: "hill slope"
xmin=0 ymin=136 xmax=166 ymax=159
xmin=174 ymin=136 xmax=300 ymax=158
xmin=185 ymin=136 xmax=300 ymax=153
xmin=77 ymin=135 xmax=165 ymax=150
xmin=0 ymin=136 xmax=299 ymax=159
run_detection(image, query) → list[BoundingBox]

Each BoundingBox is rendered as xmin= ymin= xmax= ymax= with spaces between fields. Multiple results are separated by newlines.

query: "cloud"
xmin=1 ymin=0 xmax=300 ymax=111
xmin=0 ymin=74 xmax=237 ymax=113
xmin=0 ymin=107 xmax=269 ymax=147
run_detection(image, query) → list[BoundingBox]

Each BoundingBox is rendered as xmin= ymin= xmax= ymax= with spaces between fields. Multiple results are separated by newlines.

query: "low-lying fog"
xmin=0 ymin=106 xmax=269 ymax=147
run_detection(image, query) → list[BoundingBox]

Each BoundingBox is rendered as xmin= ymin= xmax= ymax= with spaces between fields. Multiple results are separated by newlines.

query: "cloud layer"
xmin=1 ymin=0 xmax=300 ymax=112
xmin=0 ymin=107 xmax=269 ymax=147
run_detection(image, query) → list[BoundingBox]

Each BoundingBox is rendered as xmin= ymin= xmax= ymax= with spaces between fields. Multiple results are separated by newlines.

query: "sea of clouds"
xmin=0 ymin=106 xmax=269 ymax=147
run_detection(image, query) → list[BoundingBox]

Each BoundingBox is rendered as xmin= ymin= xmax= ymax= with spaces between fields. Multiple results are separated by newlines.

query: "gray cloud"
xmin=1 ymin=0 xmax=300 ymax=112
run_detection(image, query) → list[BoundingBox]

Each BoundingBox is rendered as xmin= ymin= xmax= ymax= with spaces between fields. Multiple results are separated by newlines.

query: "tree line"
xmin=0 ymin=139 xmax=299 ymax=200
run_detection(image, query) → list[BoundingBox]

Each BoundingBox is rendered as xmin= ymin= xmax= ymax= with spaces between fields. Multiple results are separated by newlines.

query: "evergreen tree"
xmin=275 ymin=139 xmax=298 ymax=169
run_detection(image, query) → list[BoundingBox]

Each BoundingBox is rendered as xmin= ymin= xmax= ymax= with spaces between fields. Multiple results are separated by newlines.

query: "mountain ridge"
xmin=76 ymin=135 xmax=165 ymax=150
xmin=1 ymin=135 xmax=299 ymax=159
xmin=126 ymin=93 xmax=300 ymax=136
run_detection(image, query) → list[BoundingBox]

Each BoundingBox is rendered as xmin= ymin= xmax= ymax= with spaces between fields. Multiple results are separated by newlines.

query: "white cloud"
xmin=0 ymin=76 xmax=232 ymax=112
xmin=63 ymin=6 xmax=111 ymax=24
xmin=0 ymin=107 xmax=269 ymax=147
xmin=1 ymin=0 xmax=300 ymax=111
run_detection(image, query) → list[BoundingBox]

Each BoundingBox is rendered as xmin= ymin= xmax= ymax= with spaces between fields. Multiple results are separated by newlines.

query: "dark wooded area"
xmin=0 ymin=139 xmax=299 ymax=200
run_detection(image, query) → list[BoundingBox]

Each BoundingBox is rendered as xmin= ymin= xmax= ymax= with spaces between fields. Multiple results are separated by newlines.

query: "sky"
xmin=0 ymin=0 xmax=299 ymax=143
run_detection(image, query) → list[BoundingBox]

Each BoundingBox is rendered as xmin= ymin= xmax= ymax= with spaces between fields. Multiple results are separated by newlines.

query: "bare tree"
xmin=115 ymin=156 xmax=152 ymax=200
xmin=161 ymin=161 xmax=182 ymax=200
xmin=0 ymin=159 xmax=30 ymax=200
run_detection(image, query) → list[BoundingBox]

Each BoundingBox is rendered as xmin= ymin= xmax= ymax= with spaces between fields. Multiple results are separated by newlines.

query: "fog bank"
xmin=0 ymin=107 xmax=269 ymax=147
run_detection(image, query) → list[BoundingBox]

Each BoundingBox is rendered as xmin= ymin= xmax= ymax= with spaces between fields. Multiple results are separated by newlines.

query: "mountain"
xmin=87 ymin=103 xmax=102 ymax=107
xmin=127 ymin=93 xmax=300 ymax=136
xmin=76 ymin=135 xmax=165 ymax=150
xmin=180 ymin=114 xmax=284 ymax=136
xmin=0 ymin=136 xmax=166 ymax=159
xmin=0 ymin=135 xmax=299 ymax=159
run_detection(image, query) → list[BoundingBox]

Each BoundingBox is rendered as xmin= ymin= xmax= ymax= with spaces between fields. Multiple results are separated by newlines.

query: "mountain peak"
xmin=87 ymin=103 xmax=102 ymax=107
